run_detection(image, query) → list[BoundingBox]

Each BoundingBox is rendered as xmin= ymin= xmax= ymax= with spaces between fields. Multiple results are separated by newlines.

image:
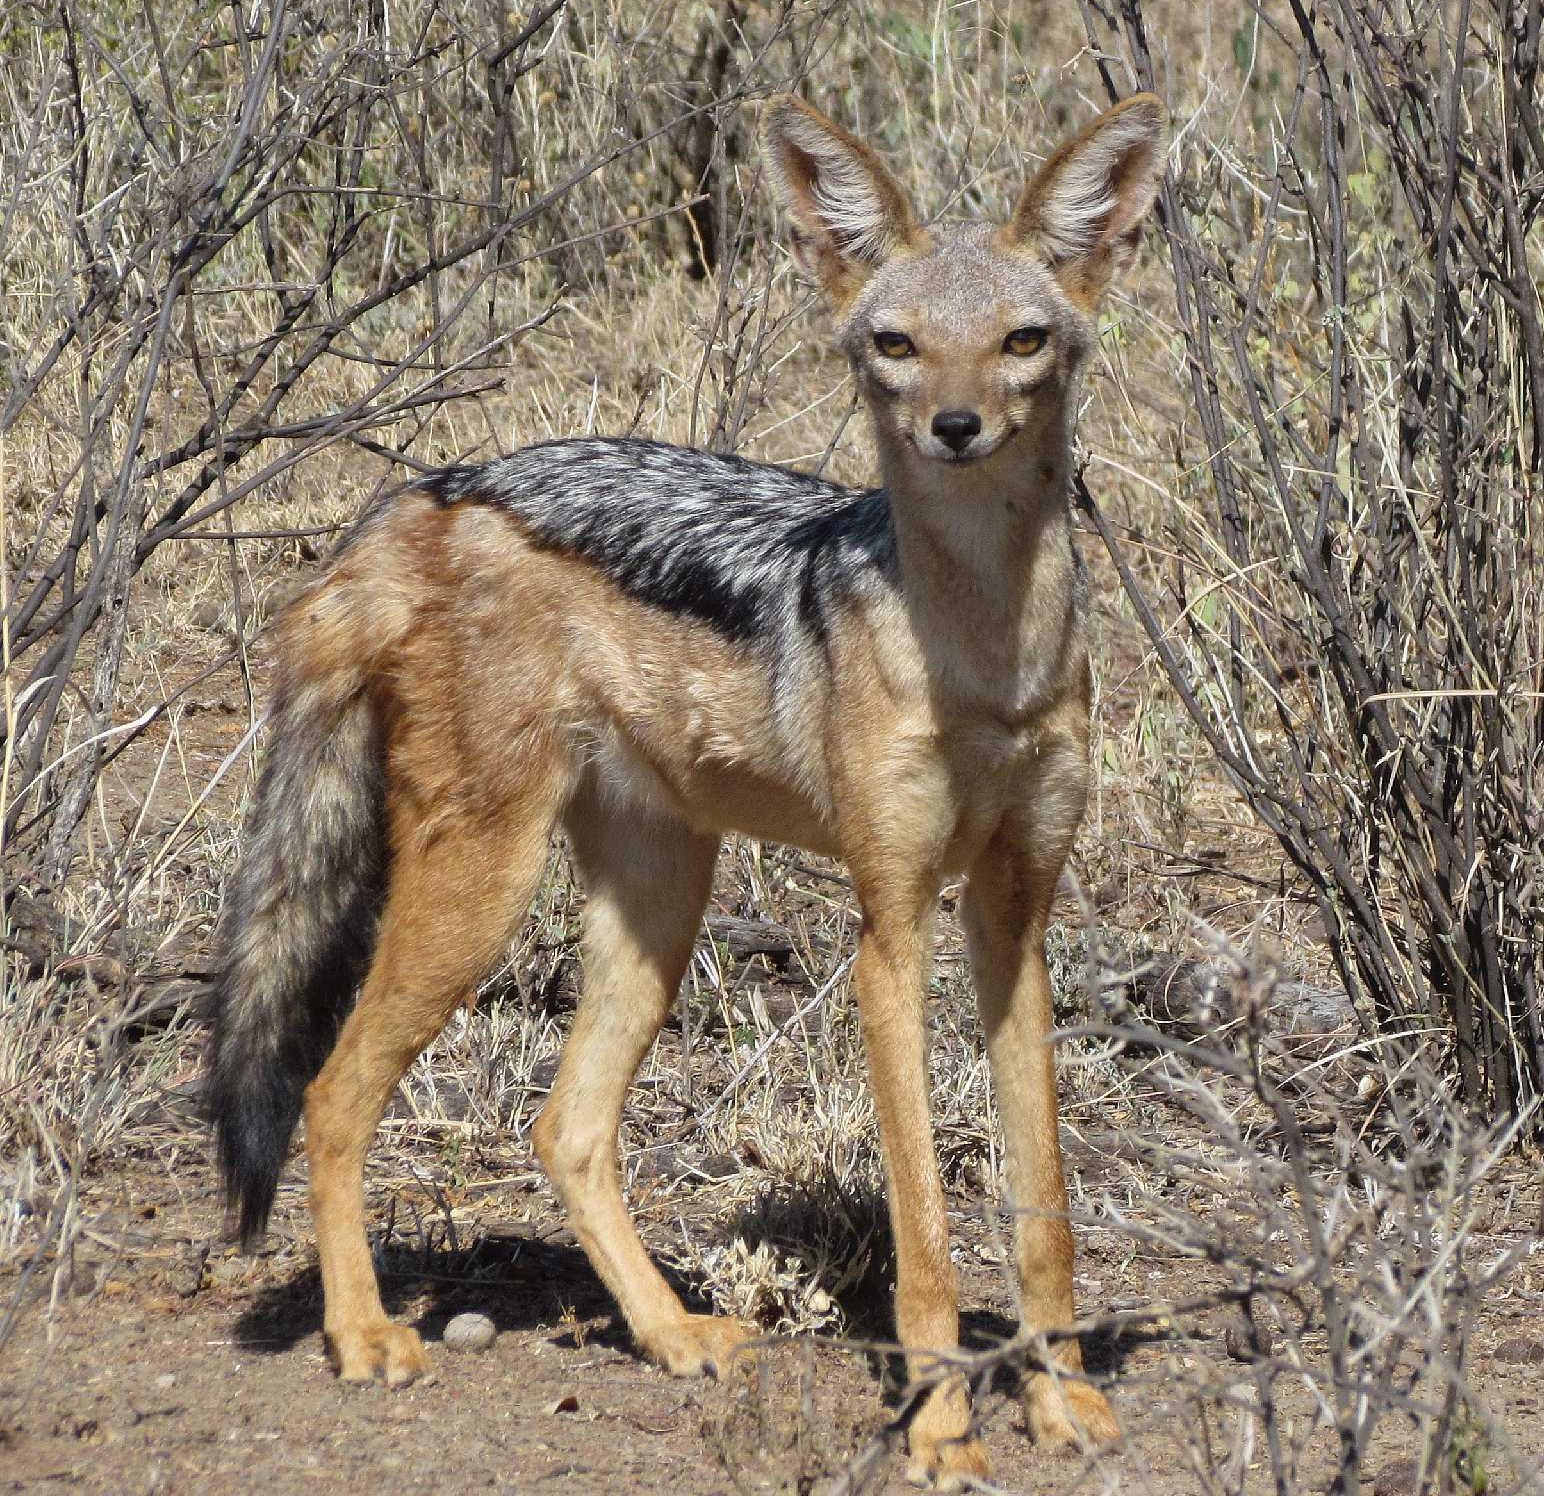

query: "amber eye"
xmin=873 ymin=330 xmax=916 ymax=359
xmin=1003 ymin=326 xmax=1048 ymax=356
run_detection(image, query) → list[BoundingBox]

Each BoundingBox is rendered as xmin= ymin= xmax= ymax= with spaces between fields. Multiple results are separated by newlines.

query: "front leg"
xmin=963 ymin=808 xmax=1120 ymax=1451
xmin=852 ymin=881 xmax=989 ymax=1490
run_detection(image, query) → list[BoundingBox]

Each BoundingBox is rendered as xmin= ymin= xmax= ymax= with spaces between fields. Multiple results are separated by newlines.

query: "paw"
xmin=905 ymin=1432 xmax=990 ymax=1491
xmin=326 ymin=1321 xmax=433 ymax=1388
xmin=1024 ymin=1373 xmax=1120 ymax=1452
xmin=906 ymin=1384 xmax=990 ymax=1490
xmin=641 ymin=1313 xmax=752 ymax=1379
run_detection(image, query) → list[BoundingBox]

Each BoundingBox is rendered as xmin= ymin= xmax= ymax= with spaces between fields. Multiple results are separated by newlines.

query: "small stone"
xmin=1372 ymin=1458 xmax=1419 ymax=1496
xmin=1224 ymin=1302 xmax=1274 ymax=1360
xmin=442 ymin=1312 xmax=497 ymax=1352
xmin=632 ymin=1146 xmax=683 ymax=1184
xmin=208 ymin=1256 xmax=251 ymax=1288
xmin=191 ymin=596 xmax=251 ymax=634
xmin=155 ymin=1372 xmax=176 ymax=1390
xmin=62 ymin=1259 xmax=99 ymax=1298
xmin=1495 ymin=1335 xmax=1544 ymax=1365
xmin=175 ymin=1243 xmax=210 ymax=1298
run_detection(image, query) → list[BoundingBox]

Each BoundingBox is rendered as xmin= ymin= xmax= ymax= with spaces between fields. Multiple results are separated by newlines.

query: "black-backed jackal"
xmin=206 ymin=93 xmax=1166 ymax=1488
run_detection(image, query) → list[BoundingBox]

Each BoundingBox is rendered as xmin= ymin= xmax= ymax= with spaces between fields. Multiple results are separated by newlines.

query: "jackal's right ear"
xmin=762 ymin=97 xmax=918 ymax=302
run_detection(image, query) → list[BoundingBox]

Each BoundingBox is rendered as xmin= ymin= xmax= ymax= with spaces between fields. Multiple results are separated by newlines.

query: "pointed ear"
xmin=762 ymin=96 xmax=919 ymax=303
xmin=1007 ymin=94 xmax=1167 ymax=305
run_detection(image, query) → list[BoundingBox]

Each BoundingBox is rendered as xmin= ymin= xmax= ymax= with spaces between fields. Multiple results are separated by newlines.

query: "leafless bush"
xmin=0 ymin=0 xmax=845 ymax=883
xmin=1073 ymin=0 xmax=1543 ymax=1128
xmin=713 ymin=930 xmax=1536 ymax=1496
xmin=1079 ymin=928 xmax=1534 ymax=1496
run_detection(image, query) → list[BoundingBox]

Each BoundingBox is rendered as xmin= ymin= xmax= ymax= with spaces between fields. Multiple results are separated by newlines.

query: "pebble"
xmin=208 ymin=1257 xmax=251 ymax=1289
xmin=1372 ymin=1458 xmax=1418 ymax=1496
xmin=1495 ymin=1335 xmax=1544 ymax=1365
xmin=155 ymin=1372 xmax=176 ymax=1390
xmin=442 ymin=1312 xmax=497 ymax=1352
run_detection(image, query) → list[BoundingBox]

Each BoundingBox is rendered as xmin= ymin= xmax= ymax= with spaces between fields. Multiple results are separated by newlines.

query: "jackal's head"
xmin=763 ymin=95 xmax=1165 ymax=471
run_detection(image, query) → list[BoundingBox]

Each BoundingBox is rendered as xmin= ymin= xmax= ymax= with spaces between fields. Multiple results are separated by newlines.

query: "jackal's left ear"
xmin=762 ymin=96 xmax=918 ymax=303
xmin=1008 ymin=94 xmax=1167 ymax=304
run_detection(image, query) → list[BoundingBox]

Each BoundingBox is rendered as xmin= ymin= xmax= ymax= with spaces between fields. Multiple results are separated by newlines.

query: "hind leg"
xmin=305 ymin=805 xmax=555 ymax=1385
xmin=532 ymin=786 xmax=740 ymax=1376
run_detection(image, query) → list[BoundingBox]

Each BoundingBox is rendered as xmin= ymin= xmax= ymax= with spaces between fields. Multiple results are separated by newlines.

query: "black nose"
xmin=931 ymin=409 xmax=982 ymax=453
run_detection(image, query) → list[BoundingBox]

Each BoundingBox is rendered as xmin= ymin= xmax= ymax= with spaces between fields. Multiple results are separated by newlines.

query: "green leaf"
xmin=1232 ymin=22 xmax=1257 ymax=73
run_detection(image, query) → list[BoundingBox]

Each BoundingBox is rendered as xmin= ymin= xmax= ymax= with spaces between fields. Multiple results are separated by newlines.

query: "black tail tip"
xmin=228 ymin=1178 xmax=277 ymax=1251
xmin=215 ymin=1135 xmax=283 ymax=1251
xmin=207 ymin=1069 xmax=298 ymax=1254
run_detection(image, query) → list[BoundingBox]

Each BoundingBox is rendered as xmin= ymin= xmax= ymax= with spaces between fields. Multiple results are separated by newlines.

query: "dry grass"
xmin=1 ymin=1 xmax=1539 ymax=1490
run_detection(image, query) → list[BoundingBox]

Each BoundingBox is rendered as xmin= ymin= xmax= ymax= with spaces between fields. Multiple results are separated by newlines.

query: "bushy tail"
xmin=205 ymin=642 xmax=388 ymax=1246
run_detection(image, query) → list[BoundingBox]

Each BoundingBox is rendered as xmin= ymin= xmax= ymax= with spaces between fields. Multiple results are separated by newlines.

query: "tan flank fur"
xmin=206 ymin=92 xmax=1167 ymax=1488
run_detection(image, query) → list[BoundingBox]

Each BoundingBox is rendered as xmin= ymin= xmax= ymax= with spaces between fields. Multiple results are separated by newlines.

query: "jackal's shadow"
xmin=231 ymin=1225 xmax=641 ymax=1356
xmin=231 ymin=1184 xmax=1144 ymax=1389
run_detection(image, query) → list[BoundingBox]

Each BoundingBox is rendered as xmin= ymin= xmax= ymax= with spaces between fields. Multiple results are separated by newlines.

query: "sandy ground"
xmin=3 ymin=1142 xmax=1541 ymax=1496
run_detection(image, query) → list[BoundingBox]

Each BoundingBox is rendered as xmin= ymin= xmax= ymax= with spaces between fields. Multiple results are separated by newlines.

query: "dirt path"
xmin=4 ymin=1154 xmax=1542 ymax=1496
